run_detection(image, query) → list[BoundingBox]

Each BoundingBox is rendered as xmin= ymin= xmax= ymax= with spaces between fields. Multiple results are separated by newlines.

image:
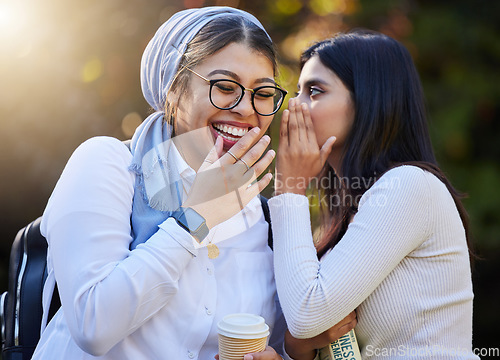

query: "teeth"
xmin=212 ymin=123 xmax=249 ymax=138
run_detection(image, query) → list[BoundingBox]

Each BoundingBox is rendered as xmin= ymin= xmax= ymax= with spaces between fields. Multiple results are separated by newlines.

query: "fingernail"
xmin=268 ymin=149 xmax=276 ymax=157
xmin=262 ymin=135 xmax=270 ymax=142
xmin=252 ymin=127 xmax=261 ymax=133
xmin=244 ymin=355 xmax=253 ymax=360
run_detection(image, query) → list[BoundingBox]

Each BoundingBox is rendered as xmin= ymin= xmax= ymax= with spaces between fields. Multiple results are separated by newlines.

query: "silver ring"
xmin=227 ymin=150 xmax=239 ymax=162
xmin=238 ymin=158 xmax=250 ymax=171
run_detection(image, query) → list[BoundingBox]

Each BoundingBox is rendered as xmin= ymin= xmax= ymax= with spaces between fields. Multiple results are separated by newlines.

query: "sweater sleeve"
xmin=41 ymin=137 xmax=194 ymax=356
xmin=269 ymin=166 xmax=432 ymax=339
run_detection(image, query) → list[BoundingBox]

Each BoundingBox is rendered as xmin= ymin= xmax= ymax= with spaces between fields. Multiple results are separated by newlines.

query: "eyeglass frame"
xmin=182 ymin=65 xmax=288 ymax=116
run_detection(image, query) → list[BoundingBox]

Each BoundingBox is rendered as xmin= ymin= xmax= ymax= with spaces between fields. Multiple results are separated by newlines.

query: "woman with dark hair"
xmin=32 ymin=7 xmax=287 ymax=360
xmin=267 ymin=31 xmax=478 ymax=359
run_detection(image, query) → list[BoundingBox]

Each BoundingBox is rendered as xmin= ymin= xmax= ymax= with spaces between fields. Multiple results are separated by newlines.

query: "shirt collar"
xmin=168 ymin=141 xmax=196 ymax=186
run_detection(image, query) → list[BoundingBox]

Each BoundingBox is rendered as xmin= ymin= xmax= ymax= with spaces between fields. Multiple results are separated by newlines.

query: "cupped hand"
xmin=284 ymin=311 xmax=357 ymax=360
xmin=275 ymin=98 xmax=336 ymax=196
xmin=183 ymin=127 xmax=275 ymax=229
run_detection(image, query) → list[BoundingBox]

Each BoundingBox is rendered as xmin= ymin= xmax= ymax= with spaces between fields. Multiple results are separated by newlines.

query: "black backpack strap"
xmin=1 ymin=217 xmax=60 ymax=360
xmin=259 ymin=195 xmax=273 ymax=250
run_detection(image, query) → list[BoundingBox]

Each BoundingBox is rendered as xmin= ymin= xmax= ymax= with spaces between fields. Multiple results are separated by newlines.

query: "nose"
xmin=230 ymin=89 xmax=255 ymax=117
xmin=294 ymin=92 xmax=309 ymax=105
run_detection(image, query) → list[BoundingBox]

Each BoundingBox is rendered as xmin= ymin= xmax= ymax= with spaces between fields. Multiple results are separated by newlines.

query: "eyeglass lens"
xmin=210 ymin=80 xmax=284 ymax=115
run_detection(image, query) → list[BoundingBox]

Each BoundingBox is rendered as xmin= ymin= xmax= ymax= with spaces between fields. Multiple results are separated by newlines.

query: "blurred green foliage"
xmin=0 ymin=0 xmax=498 ymax=354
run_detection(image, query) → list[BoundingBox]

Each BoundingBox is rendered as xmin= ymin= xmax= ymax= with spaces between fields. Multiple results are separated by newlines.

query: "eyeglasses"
xmin=183 ymin=66 xmax=288 ymax=116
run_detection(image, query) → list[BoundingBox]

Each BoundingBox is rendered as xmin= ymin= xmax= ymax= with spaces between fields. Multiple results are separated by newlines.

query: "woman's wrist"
xmin=274 ymin=178 xmax=308 ymax=196
xmin=284 ymin=331 xmax=317 ymax=360
xmin=283 ymin=345 xmax=317 ymax=360
xmin=274 ymin=172 xmax=313 ymax=197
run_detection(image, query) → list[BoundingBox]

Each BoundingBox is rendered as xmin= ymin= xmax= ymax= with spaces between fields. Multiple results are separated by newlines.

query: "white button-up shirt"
xmin=33 ymin=137 xmax=280 ymax=360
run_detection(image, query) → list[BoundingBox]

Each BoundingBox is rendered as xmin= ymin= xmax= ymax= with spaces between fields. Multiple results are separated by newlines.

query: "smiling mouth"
xmin=212 ymin=123 xmax=251 ymax=142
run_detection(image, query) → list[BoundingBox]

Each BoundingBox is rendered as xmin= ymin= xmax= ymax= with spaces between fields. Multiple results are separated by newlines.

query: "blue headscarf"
xmin=128 ymin=7 xmax=271 ymax=248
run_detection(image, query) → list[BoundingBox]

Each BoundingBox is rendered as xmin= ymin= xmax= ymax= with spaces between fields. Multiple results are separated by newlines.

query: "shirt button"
xmin=206 ymin=308 xmax=213 ymax=315
xmin=188 ymin=351 xmax=195 ymax=359
xmin=207 ymin=268 xmax=213 ymax=276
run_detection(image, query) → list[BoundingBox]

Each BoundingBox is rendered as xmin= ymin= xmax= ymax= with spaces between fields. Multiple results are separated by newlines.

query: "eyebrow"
xmin=297 ymin=78 xmax=330 ymax=90
xmin=207 ymin=69 xmax=276 ymax=86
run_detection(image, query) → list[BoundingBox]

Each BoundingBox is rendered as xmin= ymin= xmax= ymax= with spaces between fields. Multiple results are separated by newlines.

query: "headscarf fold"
xmin=128 ymin=6 xmax=271 ymax=247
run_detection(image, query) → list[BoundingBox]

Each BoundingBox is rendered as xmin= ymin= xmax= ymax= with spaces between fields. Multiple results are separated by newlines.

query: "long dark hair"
xmin=301 ymin=31 xmax=473 ymax=260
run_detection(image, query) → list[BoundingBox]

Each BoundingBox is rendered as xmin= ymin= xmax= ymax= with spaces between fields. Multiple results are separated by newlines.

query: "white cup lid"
xmin=217 ymin=313 xmax=270 ymax=339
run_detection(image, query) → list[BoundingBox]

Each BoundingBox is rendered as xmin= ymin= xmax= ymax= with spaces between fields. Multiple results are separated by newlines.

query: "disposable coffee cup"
xmin=217 ymin=313 xmax=270 ymax=360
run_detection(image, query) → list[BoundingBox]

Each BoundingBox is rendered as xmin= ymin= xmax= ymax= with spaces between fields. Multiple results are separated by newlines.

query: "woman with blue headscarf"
xmin=32 ymin=7 xmax=287 ymax=360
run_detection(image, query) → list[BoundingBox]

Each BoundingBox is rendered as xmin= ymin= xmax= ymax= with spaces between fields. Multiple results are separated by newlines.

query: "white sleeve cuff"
xmin=158 ymin=218 xmax=200 ymax=256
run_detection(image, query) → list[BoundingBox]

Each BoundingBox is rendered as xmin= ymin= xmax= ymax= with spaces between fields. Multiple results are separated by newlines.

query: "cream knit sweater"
xmin=269 ymin=166 xmax=478 ymax=359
